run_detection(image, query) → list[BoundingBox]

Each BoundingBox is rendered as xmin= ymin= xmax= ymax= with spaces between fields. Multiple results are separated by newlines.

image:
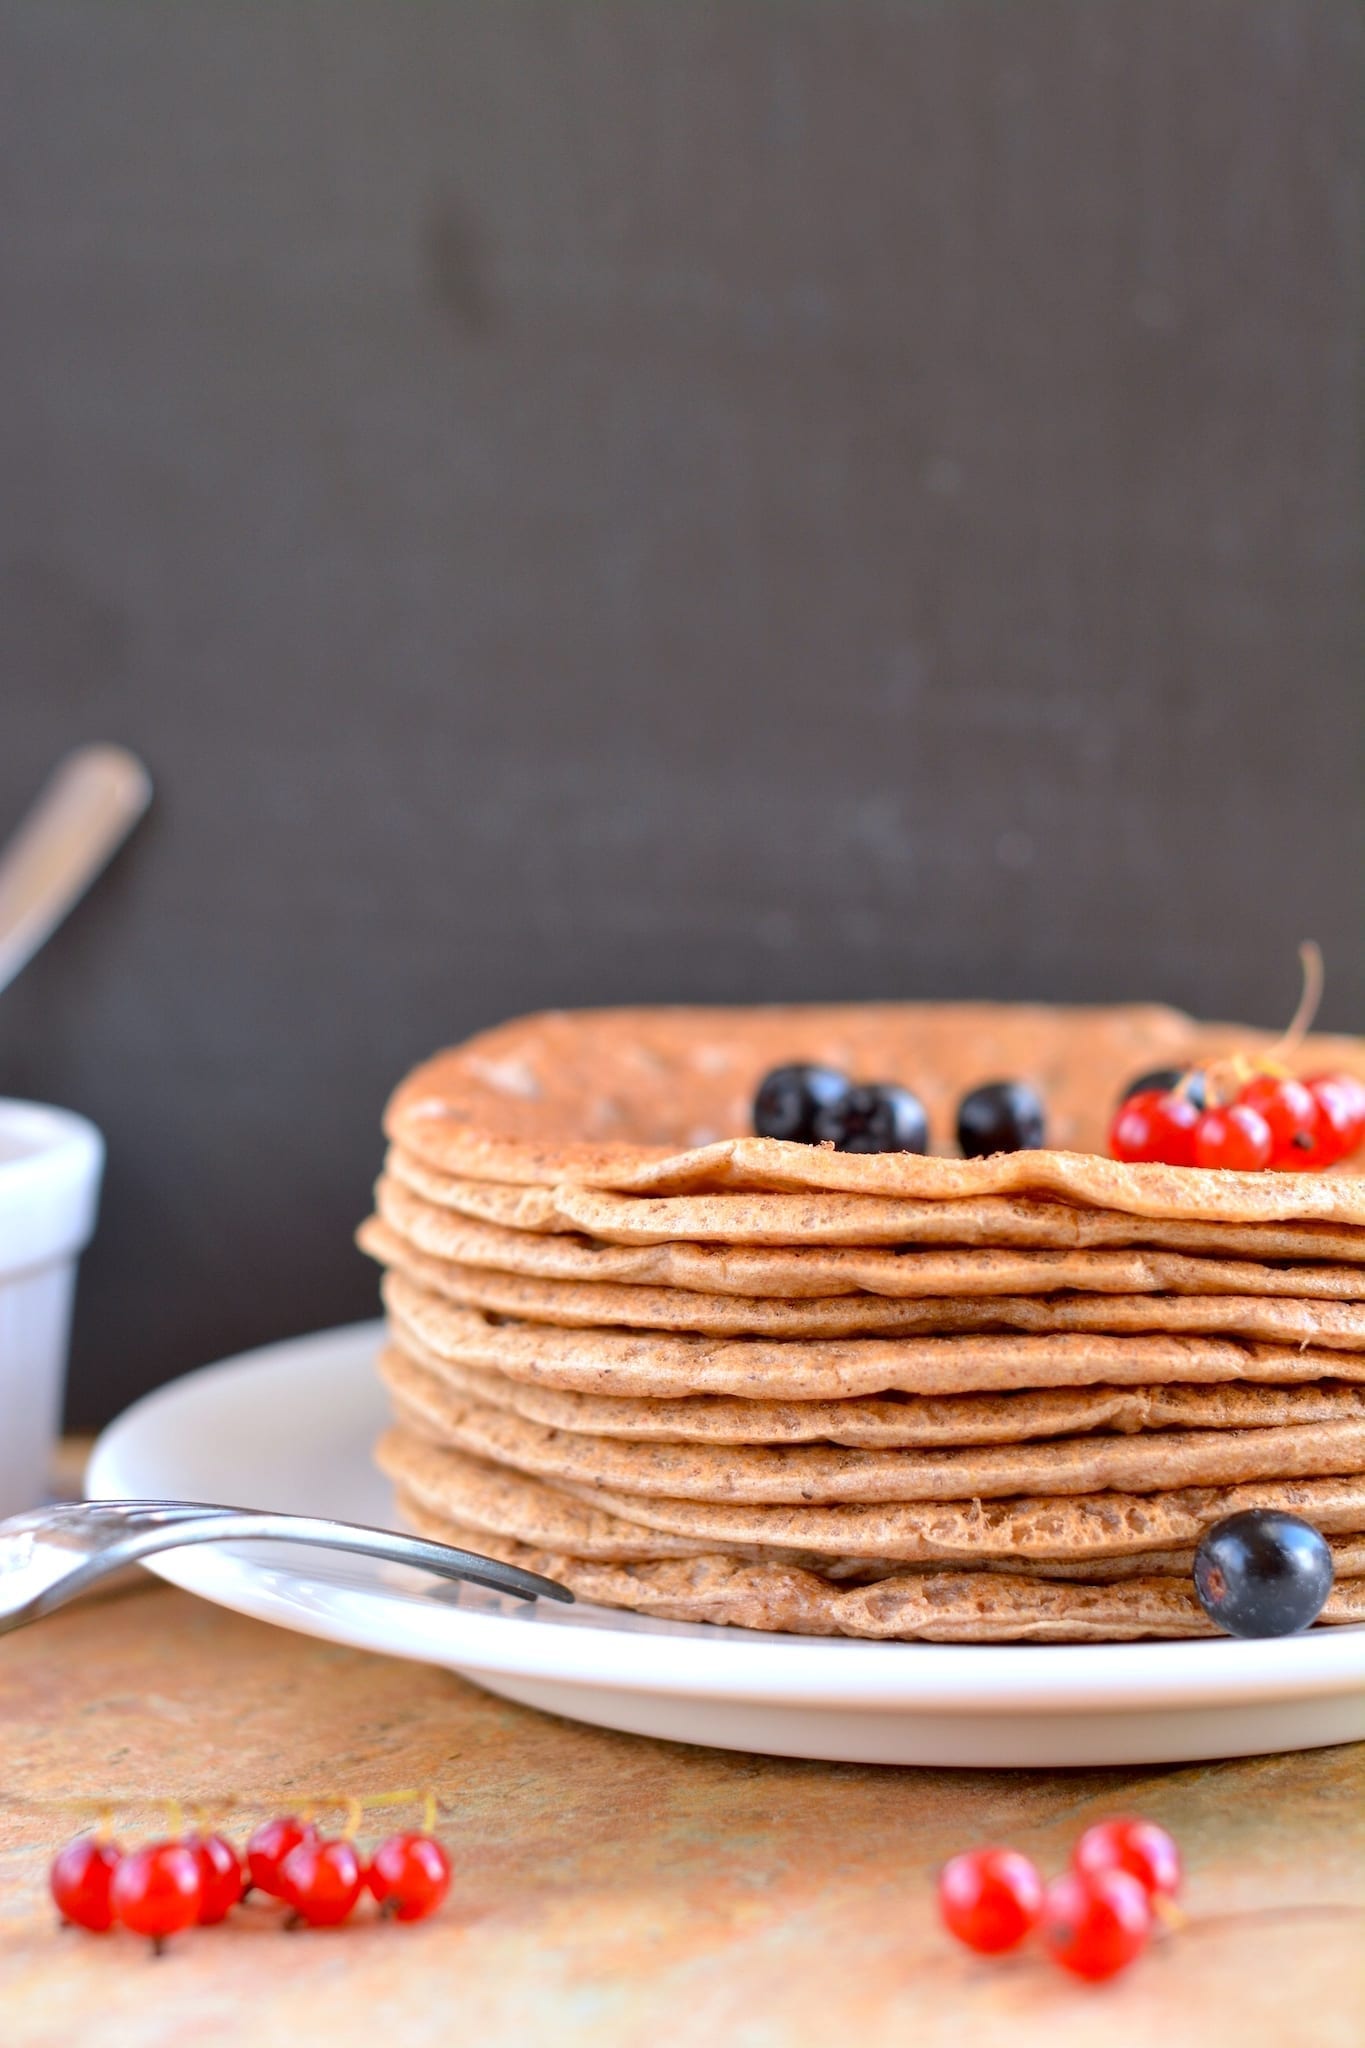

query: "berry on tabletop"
xmin=185 ymin=1831 xmax=244 ymax=1924
xmin=956 ymin=1080 xmax=1046 ymax=1157
xmin=1072 ymin=1817 xmax=1182 ymax=1902
xmin=1041 ymin=1867 xmax=1151 ymax=1982
xmin=937 ymin=1846 xmax=1044 ymax=1954
xmin=109 ymin=1841 xmax=203 ymax=1949
xmin=367 ymin=1832 xmax=453 ymax=1922
xmin=1194 ymin=1510 xmax=1335 ymax=1638
xmin=50 ymin=1836 xmax=122 ymax=1933
xmin=246 ymin=1815 xmax=317 ymax=1898
xmin=278 ymin=1836 xmax=365 ymax=1928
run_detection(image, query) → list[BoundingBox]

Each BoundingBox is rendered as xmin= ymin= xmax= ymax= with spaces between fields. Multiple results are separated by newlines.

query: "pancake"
xmin=386 ymin=1326 xmax=1365 ymax=1448
xmin=386 ymin=1003 xmax=1365 ymax=1223
xmin=362 ymin=1219 xmax=1365 ymax=1348
xmin=398 ymin=1494 xmax=1365 ymax=1642
xmin=387 ymin=1149 xmax=1365 ymax=1260
xmin=384 ymin=1269 xmax=1365 ymax=1398
xmin=369 ymin=1000 xmax=1365 ymax=1641
xmin=374 ymin=1173 xmax=1365 ymax=1301
xmin=379 ymin=1427 xmax=1365 ymax=1566
xmin=381 ymin=1347 xmax=1365 ymax=1505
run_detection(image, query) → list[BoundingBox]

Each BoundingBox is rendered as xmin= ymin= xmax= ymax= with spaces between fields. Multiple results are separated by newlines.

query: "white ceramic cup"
xmin=0 ymin=1101 xmax=105 ymax=1518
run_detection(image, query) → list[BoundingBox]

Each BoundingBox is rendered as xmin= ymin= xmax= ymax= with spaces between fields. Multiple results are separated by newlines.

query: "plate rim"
xmin=87 ymin=1320 xmax=1365 ymax=1716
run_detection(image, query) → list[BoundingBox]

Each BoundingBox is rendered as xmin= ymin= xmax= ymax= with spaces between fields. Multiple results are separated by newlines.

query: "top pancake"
xmin=386 ymin=1004 xmax=1365 ymax=1223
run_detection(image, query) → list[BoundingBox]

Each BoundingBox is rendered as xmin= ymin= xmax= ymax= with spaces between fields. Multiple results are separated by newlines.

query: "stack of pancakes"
xmin=360 ymin=1004 xmax=1365 ymax=1641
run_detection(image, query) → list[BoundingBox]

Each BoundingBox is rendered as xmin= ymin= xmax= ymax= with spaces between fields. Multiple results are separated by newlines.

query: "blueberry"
xmin=1121 ymin=1067 xmax=1208 ymax=1109
xmin=753 ymin=1063 xmax=851 ymax=1143
xmin=814 ymin=1081 xmax=928 ymax=1154
xmin=1193 ymin=1510 xmax=1334 ymax=1638
xmin=956 ymin=1080 xmax=1046 ymax=1157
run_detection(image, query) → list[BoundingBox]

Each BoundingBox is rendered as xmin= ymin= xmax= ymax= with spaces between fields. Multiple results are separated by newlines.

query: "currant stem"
xmin=1267 ymin=941 xmax=1324 ymax=1062
xmin=1181 ymin=942 xmax=1327 ymax=1117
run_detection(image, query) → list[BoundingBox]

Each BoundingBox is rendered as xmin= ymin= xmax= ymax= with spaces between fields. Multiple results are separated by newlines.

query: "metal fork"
xmin=0 ymin=1498 xmax=572 ymax=1634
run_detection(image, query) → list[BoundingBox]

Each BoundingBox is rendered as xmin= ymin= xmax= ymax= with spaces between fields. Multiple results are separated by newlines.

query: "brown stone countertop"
xmin=1 ymin=1571 xmax=1363 ymax=2047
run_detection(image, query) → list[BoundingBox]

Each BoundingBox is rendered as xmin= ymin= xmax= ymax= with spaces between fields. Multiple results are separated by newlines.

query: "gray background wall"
xmin=2 ymin=0 xmax=1360 ymax=1424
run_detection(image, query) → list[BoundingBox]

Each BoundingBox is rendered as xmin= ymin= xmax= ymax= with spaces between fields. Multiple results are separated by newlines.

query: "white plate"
xmin=87 ymin=1322 xmax=1365 ymax=1768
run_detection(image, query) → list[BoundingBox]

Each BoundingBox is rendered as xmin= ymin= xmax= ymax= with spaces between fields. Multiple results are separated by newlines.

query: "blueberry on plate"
xmin=1193 ymin=1510 xmax=1334 ymax=1638
xmin=956 ymin=1080 xmax=1046 ymax=1157
xmin=814 ymin=1081 xmax=928 ymax=1154
xmin=753 ymin=1063 xmax=851 ymax=1143
xmin=1120 ymin=1066 xmax=1208 ymax=1110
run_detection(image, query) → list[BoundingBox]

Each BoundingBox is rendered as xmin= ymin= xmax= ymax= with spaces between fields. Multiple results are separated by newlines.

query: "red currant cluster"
xmin=1111 ymin=1068 xmax=1365 ymax=1174
xmin=938 ymin=1814 xmax=1180 ymax=1984
xmin=49 ymin=1810 xmax=451 ymax=1952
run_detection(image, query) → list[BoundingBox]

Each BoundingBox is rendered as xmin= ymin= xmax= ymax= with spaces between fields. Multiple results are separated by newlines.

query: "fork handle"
xmin=111 ymin=1512 xmax=570 ymax=1604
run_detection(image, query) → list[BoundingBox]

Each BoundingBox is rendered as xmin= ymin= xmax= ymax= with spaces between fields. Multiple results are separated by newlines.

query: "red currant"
xmin=1109 ymin=1090 xmax=1199 ymax=1166
xmin=1072 ymin=1816 xmax=1182 ymax=1901
xmin=1041 ymin=1868 xmax=1151 ymax=1982
xmin=1193 ymin=1103 xmax=1273 ymax=1171
xmin=278 ymin=1837 xmax=364 ymax=1928
xmin=246 ymin=1815 xmax=317 ymax=1898
xmin=185 ymin=1832 xmax=243 ymax=1924
xmin=367 ymin=1832 xmax=452 ymax=1923
xmin=1304 ymin=1074 xmax=1365 ymax=1166
xmin=937 ymin=1846 xmax=1044 ymax=1954
xmin=50 ymin=1836 xmax=122 ymax=1933
xmin=109 ymin=1841 xmax=203 ymax=1948
xmin=1237 ymin=1075 xmax=1319 ymax=1168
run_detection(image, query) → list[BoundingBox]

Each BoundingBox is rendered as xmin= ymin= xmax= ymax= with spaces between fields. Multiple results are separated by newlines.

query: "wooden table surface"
xmin=2 ymin=1572 xmax=1363 ymax=2047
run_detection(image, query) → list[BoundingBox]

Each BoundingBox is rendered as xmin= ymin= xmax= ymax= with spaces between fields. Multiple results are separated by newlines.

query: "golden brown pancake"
xmin=386 ymin=1004 xmax=1365 ymax=1222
